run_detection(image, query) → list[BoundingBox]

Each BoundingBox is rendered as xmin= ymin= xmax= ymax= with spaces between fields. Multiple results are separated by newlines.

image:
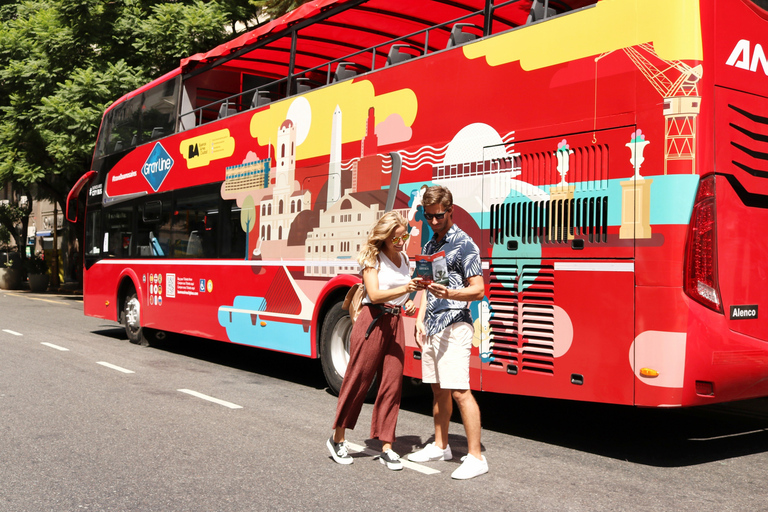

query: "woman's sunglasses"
xmin=391 ymin=233 xmax=411 ymax=244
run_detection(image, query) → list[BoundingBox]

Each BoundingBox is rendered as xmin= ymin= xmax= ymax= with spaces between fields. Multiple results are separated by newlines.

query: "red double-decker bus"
xmin=67 ymin=0 xmax=768 ymax=407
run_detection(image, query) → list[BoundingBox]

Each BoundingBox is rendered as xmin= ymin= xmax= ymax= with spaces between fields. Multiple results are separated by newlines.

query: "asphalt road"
xmin=2 ymin=290 xmax=768 ymax=511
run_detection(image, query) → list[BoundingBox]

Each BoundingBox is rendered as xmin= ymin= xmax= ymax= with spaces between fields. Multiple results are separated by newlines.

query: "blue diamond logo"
xmin=141 ymin=143 xmax=174 ymax=192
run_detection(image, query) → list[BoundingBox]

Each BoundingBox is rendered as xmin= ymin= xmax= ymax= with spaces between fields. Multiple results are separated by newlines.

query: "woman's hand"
xmin=406 ymin=278 xmax=423 ymax=293
xmin=414 ymin=319 xmax=425 ymax=348
xmin=404 ymin=299 xmax=416 ymax=316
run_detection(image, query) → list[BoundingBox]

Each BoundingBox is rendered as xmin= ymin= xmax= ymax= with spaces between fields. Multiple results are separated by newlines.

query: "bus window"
xmin=95 ymin=77 xmax=179 ymax=157
xmin=85 ymin=209 xmax=102 ymax=256
xmin=104 ymin=205 xmax=133 ymax=258
xmin=140 ymin=77 xmax=178 ymax=142
xmin=170 ymin=192 xmax=219 ymax=258
xmin=181 ymin=69 xmax=243 ymax=127
xmin=219 ymin=200 xmax=246 ymax=259
xmin=136 ymin=200 xmax=172 ymax=257
xmin=98 ymin=95 xmax=141 ymax=157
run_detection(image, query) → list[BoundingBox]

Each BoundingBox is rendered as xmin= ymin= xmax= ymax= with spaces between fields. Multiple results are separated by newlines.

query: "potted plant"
xmin=0 ymin=256 xmax=22 ymax=290
xmin=1 ymin=208 xmax=22 ymax=289
xmin=25 ymin=251 xmax=49 ymax=293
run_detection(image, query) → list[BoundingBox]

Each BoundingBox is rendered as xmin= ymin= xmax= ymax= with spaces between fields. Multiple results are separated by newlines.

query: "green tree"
xmin=0 ymin=0 xmax=261 ymax=272
xmin=249 ymin=0 xmax=313 ymax=18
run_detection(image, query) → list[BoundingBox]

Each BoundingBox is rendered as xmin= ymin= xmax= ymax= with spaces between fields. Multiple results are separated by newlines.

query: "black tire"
xmin=319 ymin=300 xmax=378 ymax=401
xmin=123 ymin=290 xmax=150 ymax=346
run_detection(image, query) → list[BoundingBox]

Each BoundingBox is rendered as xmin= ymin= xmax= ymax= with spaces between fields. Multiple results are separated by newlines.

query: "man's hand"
xmin=427 ymin=282 xmax=449 ymax=300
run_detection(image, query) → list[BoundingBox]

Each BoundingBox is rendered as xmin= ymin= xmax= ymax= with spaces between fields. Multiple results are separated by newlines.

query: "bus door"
xmin=478 ymin=129 xmax=635 ymax=404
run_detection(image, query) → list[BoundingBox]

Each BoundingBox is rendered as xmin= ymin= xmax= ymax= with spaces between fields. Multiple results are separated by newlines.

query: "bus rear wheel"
xmin=319 ymin=300 xmax=377 ymax=401
xmin=123 ymin=291 xmax=150 ymax=346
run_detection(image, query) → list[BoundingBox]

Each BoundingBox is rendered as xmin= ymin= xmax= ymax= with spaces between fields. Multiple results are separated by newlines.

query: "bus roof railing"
xmin=178 ymin=0 xmax=532 ymax=131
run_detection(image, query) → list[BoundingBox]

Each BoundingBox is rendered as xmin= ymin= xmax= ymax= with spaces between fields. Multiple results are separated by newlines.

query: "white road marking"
xmin=41 ymin=342 xmax=69 ymax=351
xmin=346 ymin=442 xmax=441 ymax=475
xmin=2 ymin=329 xmax=22 ymax=336
xmin=177 ymin=389 xmax=243 ymax=409
xmin=97 ymin=361 xmax=135 ymax=374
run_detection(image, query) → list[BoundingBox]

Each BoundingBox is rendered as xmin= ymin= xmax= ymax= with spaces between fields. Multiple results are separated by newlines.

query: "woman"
xmin=326 ymin=211 xmax=420 ymax=471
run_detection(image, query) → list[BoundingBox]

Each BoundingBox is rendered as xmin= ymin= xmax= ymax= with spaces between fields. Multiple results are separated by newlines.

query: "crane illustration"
xmin=597 ymin=43 xmax=703 ymax=174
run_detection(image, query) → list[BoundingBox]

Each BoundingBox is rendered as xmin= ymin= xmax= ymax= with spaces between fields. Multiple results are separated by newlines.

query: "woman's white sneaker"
xmin=379 ymin=449 xmax=403 ymax=471
xmin=407 ymin=442 xmax=452 ymax=462
xmin=326 ymin=436 xmax=353 ymax=465
xmin=450 ymin=454 xmax=488 ymax=480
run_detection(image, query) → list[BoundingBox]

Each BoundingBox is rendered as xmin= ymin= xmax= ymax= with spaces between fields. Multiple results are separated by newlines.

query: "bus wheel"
xmin=123 ymin=291 xmax=150 ymax=346
xmin=319 ymin=300 xmax=377 ymax=401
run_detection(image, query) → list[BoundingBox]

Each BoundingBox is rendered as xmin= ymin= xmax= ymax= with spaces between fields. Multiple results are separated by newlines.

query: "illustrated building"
xmin=305 ymin=106 xmax=409 ymax=277
xmin=260 ymin=119 xmax=311 ymax=241
xmin=305 ymin=189 xmax=409 ymax=277
xmin=327 ymin=105 xmax=343 ymax=207
xmin=223 ymin=158 xmax=270 ymax=193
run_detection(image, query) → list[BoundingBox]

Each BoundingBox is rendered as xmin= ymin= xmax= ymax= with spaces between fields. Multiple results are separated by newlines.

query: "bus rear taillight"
xmin=684 ymin=175 xmax=722 ymax=313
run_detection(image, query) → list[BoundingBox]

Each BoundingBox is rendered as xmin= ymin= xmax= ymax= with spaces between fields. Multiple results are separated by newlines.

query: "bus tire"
xmin=319 ymin=300 xmax=378 ymax=401
xmin=123 ymin=290 xmax=150 ymax=346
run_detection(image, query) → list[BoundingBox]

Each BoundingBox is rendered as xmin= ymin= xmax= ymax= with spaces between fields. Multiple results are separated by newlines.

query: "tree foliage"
xmin=249 ymin=0 xmax=313 ymax=19
xmin=0 ymin=0 xmax=262 ymax=259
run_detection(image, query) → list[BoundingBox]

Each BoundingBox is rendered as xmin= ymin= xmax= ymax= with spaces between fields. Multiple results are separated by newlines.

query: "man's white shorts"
xmin=421 ymin=322 xmax=473 ymax=390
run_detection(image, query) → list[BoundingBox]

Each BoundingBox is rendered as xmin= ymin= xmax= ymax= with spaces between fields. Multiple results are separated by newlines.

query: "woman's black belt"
xmin=362 ymin=303 xmax=401 ymax=339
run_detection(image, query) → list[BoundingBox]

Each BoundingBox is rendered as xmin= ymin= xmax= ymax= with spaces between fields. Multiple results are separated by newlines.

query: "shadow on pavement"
xmin=470 ymin=392 xmax=768 ymax=467
xmin=92 ymin=326 xmax=328 ymax=392
xmin=91 ymin=327 xmax=768 ymax=468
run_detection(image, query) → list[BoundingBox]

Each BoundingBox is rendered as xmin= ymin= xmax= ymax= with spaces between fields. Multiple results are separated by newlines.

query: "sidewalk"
xmin=5 ymin=280 xmax=83 ymax=296
xmin=52 ymin=281 xmax=83 ymax=296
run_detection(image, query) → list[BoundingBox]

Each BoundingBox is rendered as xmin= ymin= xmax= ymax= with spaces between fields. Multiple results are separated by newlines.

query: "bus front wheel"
xmin=123 ymin=291 xmax=150 ymax=346
xmin=319 ymin=300 xmax=377 ymax=401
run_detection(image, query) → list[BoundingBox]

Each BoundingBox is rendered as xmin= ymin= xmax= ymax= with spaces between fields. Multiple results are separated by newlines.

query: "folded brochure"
xmin=415 ymin=251 xmax=448 ymax=284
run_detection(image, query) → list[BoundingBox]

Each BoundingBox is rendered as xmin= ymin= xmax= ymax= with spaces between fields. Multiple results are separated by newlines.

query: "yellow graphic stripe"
xmin=250 ymin=80 xmax=417 ymax=160
xmin=464 ymin=0 xmax=702 ymax=70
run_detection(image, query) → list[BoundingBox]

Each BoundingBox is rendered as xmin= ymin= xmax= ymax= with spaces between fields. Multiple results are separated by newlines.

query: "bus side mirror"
xmin=66 ymin=170 xmax=98 ymax=223
xmin=66 ymin=195 xmax=79 ymax=223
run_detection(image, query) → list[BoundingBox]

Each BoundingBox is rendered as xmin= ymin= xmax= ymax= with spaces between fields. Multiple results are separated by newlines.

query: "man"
xmin=409 ymin=185 xmax=488 ymax=480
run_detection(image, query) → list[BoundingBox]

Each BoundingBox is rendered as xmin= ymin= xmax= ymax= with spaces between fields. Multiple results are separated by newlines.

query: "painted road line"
xmin=97 ymin=361 xmax=135 ymax=374
xmin=2 ymin=329 xmax=22 ymax=336
xmin=346 ymin=441 xmax=441 ymax=475
xmin=41 ymin=342 xmax=70 ymax=351
xmin=177 ymin=389 xmax=243 ymax=409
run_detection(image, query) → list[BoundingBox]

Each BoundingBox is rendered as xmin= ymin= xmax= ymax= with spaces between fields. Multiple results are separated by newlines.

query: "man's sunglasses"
xmin=391 ymin=233 xmax=410 ymax=244
xmin=424 ymin=211 xmax=449 ymax=221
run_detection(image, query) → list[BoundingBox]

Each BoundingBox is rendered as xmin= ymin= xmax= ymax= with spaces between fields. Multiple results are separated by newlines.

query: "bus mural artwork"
xmin=68 ymin=0 xmax=768 ymax=409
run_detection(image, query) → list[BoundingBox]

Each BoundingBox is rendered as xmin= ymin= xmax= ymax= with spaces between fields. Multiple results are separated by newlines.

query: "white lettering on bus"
xmin=726 ymin=39 xmax=768 ymax=76
xmin=111 ymin=170 xmax=136 ymax=182
xmin=730 ymin=305 xmax=758 ymax=320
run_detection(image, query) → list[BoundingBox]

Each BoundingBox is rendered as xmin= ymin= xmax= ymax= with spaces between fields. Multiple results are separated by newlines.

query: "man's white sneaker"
xmin=407 ymin=442 xmax=452 ymax=462
xmin=379 ymin=449 xmax=403 ymax=471
xmin=450 ymin=454 xmax=488 ymax=480
xmin=326 ymin=436 xmax=353 ymax=465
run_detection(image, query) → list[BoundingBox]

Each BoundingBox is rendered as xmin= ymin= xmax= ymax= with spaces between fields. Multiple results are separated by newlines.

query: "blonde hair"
xmin=357 ymin=211 xmax=408 ymax=269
